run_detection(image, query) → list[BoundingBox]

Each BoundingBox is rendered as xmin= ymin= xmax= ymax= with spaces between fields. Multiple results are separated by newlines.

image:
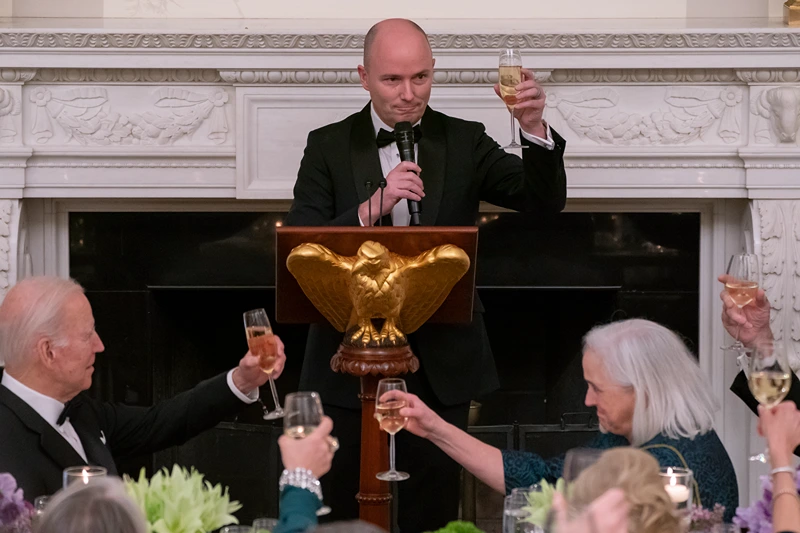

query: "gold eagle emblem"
xmin=286 ymin=241 xmax=470 ymax=347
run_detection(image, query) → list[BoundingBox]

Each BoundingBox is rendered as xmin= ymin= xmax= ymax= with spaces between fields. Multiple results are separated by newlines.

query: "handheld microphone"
xmin=394 ymin=121 xmax=421 ymax=226
xmin=364 ymin=180 xmax=373 ymax=226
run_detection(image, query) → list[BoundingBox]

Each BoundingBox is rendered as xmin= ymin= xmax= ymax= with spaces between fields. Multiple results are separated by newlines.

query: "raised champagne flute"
xmin=284 ymin=391 xmax=333 ymax=515
xmin=243 ymin=308 xmax=285 ymax=420
xmin=499 ymin=48 xmax=526 ymax=150
xmin=721 ymin=253 xmax=760 ymax=351
xmin=375 ymin=378 xmax=410 ymax=481
xmin=748 ymin=341 xmax=792 ymax=462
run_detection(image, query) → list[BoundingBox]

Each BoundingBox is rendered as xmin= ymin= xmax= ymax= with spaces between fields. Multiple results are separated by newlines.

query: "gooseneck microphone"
xmin=394 ymin=121 xmax=421 ymax=226
xmin=378 ymin=178 xmax=387 ymax=226
xmin=364 ymin=180 xmax=373 ymax=226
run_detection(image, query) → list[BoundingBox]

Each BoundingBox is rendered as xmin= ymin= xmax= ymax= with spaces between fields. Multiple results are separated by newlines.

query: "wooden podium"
xmin=276 ymin=226 xmax=478 ymax=530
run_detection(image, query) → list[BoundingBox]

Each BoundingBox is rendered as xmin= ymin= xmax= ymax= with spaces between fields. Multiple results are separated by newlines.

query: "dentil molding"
xmin=3 ymin=31 xmax=800 ymax=51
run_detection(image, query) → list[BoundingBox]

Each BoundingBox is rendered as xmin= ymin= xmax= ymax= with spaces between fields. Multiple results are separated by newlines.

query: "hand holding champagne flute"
xmin=748 ymin=341 xmax=792 ymax=462
xmin=375 ymin=378 xmax=410 ymax=481
xmin=283 ymin=391 xmax=338 ymax=515
xmin=243 ymin=308 xmax=285 ymax=420
xmin=721 ymin=253 xmax=760 ymax=351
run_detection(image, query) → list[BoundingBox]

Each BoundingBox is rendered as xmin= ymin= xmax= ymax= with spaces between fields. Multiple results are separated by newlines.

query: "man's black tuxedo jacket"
xmin=0 ymin=370 xmax=244 ymax=499
xmin=284 ymin=103 xmax=567 ymax=409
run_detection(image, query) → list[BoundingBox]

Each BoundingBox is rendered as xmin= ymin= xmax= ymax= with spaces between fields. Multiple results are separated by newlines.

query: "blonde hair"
xmin=569 ymin=448 xmax=680 ymax=533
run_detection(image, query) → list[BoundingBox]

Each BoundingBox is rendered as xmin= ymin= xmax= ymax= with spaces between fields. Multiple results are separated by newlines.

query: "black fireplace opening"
xmin=69 ymin=210 xmax=699 ymax=524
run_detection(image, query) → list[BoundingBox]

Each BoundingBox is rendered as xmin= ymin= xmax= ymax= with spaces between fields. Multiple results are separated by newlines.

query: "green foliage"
xmin=520 ymin=478 xmax=570 ymax=527
xmin=123 ymin=465 xmax=242 ymax=533
xmin=424 ymin=520 xmax=485 ymax=533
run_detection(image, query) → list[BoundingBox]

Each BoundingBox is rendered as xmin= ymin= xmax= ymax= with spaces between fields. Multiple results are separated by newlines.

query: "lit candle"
xmin=82 ymin=468 xmax=89 ymax=485
xmin=664 ymin=473 xmax=690 ymax=503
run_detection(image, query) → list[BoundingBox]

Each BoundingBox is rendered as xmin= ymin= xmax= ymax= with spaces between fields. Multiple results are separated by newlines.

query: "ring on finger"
xmin=327 ymin=436 xmax=340 ymax=453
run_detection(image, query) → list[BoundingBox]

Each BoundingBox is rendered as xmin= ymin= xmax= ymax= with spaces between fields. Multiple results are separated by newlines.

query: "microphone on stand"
xmin=365 ymin=180 xmax=373 ymax=226
xmin=378 ymin=178 xmax=387 ymax=227
xmin=394 ymin=121 xmax=421 ymax=226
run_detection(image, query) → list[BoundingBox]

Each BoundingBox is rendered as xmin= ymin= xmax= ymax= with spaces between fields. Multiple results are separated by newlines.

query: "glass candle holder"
xmin=253 ymin=518 xmax=278 ymax=532
xmin=62 ymin=466 xmax=107 ymax=488
xmin=660 ymin=467 xmax=693 ymax=519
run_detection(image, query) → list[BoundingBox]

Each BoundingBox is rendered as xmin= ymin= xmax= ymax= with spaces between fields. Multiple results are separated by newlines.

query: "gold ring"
xmin=327 ymin=436 xmax=340 ymax=453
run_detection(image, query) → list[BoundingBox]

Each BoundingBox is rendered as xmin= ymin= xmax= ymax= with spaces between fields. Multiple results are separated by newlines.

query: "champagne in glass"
xmin=498 ymin=49 xmax=526 ymax=150
xmin=748 ymin=341 xmax=792 ymax=462
xmin=722 ymin=253 xmax=760 ymax=351
xmin=283 ymin=391 xmax=332 ymax=516
xmin=243 ymin=308 xmax=285 ymax=420
xmin=375 ymin=378 xmax=410 ymax=481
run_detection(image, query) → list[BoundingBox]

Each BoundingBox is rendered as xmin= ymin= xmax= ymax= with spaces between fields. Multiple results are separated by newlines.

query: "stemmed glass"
xmin=375 ymin=378 xmax=410 ymax=481
xmin=499 ymin=48 xmax=526 ymax=150
xmin=542 ymin=448 xmax=602 ymax=532
xmin=748 ymin=341 xmax=792 ymax=462
xmin=284 ymin=391 xmax=333 ymax=516
xmin=243 ymin=308 xmax=285 ymax=420
xmin=721 ymin=253 xmax=760 ymax=352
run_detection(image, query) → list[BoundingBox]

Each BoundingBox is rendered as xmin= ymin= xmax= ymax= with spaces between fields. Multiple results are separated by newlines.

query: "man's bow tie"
xmin=57 ymin=397 xmax=81 ymax=426
xmin=376 ymin=125 xmax=422 ymax=148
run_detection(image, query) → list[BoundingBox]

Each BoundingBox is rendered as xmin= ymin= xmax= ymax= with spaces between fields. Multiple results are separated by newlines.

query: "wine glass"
xmin=562 ymin=448 xmax=603 ymax=483
xmin=748 ymin=341 xmax=792 ymax=462
xmin=499 ymin=48 xmax=526 ymax=150
xmin=283 ymin=391 xmax=333 ymax=516
xmin=503 ymin=490 xmax=532 ymax=533
xmin=243 ymin=308 xmax=285 ymax=420
xmin=721 ymin=253 xmax=760 ymax=351
xmin=375 ymin=378 xmax=410 ymax=481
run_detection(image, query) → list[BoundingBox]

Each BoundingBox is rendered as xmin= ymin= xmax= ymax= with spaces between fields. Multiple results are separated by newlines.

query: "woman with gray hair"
xmin=393 ymin=318 xmax=738 ymax=520
xmin=36 ymin=477 xmax=147 ymax=533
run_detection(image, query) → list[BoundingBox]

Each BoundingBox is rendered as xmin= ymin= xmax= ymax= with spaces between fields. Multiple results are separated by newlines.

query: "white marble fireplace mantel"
xmin=2 ymin=17 xmax=800 ymax=502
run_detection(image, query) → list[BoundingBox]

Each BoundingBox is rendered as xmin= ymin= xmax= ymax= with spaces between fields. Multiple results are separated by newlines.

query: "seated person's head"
xmin=37 ymin=477 xmax=147 ymax=533
xmin=0 ymin=276 xmax=104 ymax=402
xmin=581 ymin=318 xmax=717 ymax=445
xmin=570 ymin=447 xmax=680 ymax=533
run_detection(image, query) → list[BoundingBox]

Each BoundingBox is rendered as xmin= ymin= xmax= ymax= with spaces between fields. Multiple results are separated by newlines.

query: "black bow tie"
xmin=57 ymin=397 xmax=81 ymax=426
xmin=376 ymin=125 xmax=422 ymax=148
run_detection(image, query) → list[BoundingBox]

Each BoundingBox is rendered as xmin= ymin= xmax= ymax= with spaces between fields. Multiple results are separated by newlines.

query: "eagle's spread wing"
xmin=286 ymin=243 xmax=354 ymax=332
xmin=398 ymin=244 xmax=470 ymax=334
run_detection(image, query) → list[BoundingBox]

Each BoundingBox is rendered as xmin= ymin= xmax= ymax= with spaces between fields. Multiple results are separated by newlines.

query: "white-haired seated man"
xmin=0 ymin=276 xmax=286 ymax=500
xmin=387 ymin=318 xmax=739 ymax=521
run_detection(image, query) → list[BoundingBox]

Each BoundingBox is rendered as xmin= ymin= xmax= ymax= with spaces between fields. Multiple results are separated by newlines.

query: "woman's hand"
xmin=758 ymin=402 xmax=800 ymax=468
xmin=382 ymin=391 xmax=444 ymax=440
xmin=278 ymin=416 xmax=336 ymax=478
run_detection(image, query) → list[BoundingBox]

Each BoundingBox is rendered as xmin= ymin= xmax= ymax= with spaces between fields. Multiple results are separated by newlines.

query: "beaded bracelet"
xmin=279 ymin=467 xmax=323 ymax=501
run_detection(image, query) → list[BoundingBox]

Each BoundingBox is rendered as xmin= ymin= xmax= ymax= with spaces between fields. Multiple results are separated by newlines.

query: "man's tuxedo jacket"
xmin=283 ymin=103 xmax=567 ymax=409
xmin=0 ymin=370 xmax=244 ymax=499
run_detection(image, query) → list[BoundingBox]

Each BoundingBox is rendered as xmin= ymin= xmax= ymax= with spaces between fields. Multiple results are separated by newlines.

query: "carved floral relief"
xmin=544 ymin=85 xmax=743 ymax=145
xmin=27 ymin=86 xmax=231 ymax=146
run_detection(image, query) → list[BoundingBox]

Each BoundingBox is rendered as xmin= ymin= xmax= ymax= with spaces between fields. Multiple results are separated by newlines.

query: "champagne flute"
xmin=375 ymin=378 xmax=410 ymax=481
xmin=243 ymin=308 xmax=285 ymax=420
xmin=721 ymin=253 xmax=760 ymax=351
xmin=499 ymin=48 xmax=526 ymax=150
xmin=748 ymin=341 xmax=792 ymax=462
xmin=283 ymin=391 xmax=333 ymax=516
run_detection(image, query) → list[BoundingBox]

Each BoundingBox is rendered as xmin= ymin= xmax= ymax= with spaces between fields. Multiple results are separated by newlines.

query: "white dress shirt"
xmin=0 ymin=369 xmax=257 ymax=462
xmin=362 ymin=103 xmax=555 ymax=226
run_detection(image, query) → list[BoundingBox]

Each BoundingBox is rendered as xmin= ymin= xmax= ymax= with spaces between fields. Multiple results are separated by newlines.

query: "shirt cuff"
xmin=520 ymin=123 xmax=555 ymax=150
xmin=357 ymin=212 xmax=366 ymax=227
xmin=226 ymin=369 xmax=259 ymax=404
